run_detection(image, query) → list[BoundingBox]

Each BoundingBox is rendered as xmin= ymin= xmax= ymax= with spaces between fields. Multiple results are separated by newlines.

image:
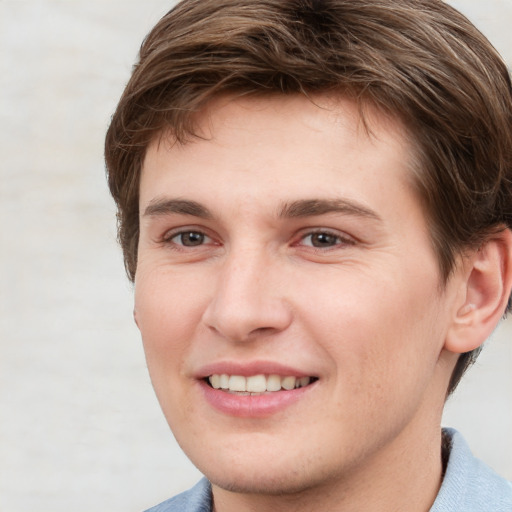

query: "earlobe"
xmin=445 ymin=229 xmax=512 ymax=354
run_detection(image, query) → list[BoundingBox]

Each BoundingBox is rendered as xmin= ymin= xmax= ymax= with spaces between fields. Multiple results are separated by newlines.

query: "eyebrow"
xmin=143 ymin=198 xmax=213 ymax=219
xmin=142 ymin=197 xmax=381 ymax=222
xmin=278 ymin=198 xmax=381 ymax=221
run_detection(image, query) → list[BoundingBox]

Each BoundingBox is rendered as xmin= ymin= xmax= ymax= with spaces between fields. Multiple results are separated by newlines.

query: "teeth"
xmin=281 ymin=376 xmax=296 ymax=390
xmin=208 ymin=374 xmax=312 ymax=393
xmin=299 ymin=376 xmax=310 ymax=387
xmin=228 ymin=375 xmax=246 ymax=392
xmin=219 ymin=374 xmax=229 ymax=389
xmin=246 ymin=374 xmax=267 ymax=393
xmin=266 ymin=374 xmax=281 ymax=392
xmin=210 ymin=374 xmax=221 ymax=389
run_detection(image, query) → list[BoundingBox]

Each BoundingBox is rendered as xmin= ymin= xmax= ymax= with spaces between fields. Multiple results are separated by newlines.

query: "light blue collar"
xmin=430 ymin=428 xmax=512 ymax=511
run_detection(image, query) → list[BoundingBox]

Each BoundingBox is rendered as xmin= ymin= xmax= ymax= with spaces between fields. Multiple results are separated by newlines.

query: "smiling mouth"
xmin=206 ymin=374 xmax=318 ymax=395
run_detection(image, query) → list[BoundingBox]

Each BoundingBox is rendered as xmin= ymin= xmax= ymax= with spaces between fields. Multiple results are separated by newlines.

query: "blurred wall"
xmin=0 ymin=1 xmax=511 ymax=511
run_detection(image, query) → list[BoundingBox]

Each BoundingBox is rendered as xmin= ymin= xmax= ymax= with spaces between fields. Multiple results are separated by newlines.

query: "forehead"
xmin=141 ymin=94 xmax=417 ymax=205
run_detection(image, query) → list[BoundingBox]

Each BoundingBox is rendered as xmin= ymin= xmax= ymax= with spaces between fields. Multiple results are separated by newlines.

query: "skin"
xmin=134 ymin=94 xmax=481 ymax=511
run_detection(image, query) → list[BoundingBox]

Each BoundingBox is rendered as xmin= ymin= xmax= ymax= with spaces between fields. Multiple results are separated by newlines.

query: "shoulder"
xmin=431 ymin=428 xmax=512 ymax=512
xmin=144 ymin=478 xmax=212 ymax=512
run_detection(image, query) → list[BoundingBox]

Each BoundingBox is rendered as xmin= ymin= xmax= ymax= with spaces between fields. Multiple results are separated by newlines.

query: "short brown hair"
xmin=105 ymin=0 xmax=512 ymax=394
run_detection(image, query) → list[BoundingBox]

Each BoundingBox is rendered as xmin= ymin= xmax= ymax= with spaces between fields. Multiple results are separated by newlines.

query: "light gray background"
xmin=0 ymin=1 xmax=511 ymax=511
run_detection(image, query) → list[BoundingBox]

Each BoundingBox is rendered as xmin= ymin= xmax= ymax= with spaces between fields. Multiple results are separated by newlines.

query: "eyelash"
xmin=162 ymin=229 xmax=214 ymax=249
xmin=161 ymin=227 xmax=355 ymax=251
xmin=298 ymin=229 xmax=355 ymax=250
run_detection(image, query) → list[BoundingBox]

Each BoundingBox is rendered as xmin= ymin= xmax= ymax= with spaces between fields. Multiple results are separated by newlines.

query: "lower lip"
xmin=199 ymin=380 xmax=314 ymax=418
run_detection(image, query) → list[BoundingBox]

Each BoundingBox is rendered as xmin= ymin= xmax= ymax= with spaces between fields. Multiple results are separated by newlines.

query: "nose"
xmin=202 ymin=248 xmax=293 ymax=342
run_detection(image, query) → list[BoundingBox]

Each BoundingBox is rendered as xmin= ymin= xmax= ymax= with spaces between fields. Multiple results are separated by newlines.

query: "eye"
xmin=168 ymin=230 xmax=211 ymax=247
xmin=299 ymin=230 xmax=354 ymax=249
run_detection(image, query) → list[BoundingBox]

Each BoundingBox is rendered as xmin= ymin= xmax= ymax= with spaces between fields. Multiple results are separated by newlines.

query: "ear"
xmin=445 ymin=229 xmax=512 ymax=354
xmin=133 ymin=309 xmax=140 ymax=329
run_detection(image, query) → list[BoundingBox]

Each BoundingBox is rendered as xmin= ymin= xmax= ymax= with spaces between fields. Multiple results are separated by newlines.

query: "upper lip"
xmin=195 ymin=360 xmax=316 ymax=379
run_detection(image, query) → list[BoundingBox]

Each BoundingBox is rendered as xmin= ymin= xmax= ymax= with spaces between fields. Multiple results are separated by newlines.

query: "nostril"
xmin=202 ymin=285 xmax=293 ymax=343
xmin=252 ymin=326 xmax=276 ymax=336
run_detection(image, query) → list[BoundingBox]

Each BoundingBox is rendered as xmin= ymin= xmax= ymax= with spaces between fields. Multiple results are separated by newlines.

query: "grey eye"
xmin=306 ymin=232 xmax=340 ymax=248
xmin=175 ymin=231 xmax=206 ymax=246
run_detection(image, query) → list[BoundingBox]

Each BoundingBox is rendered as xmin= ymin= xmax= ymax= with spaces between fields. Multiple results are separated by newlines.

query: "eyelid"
xmin=294 ymin=227 xmax=356 ymax=248
xmin=160 ymin=225 xmax=217 ymax=246
xmin=172 ymin=231 xmax=212 ymax=246
xmin=156 ymin=224 xmax=355 ymax=249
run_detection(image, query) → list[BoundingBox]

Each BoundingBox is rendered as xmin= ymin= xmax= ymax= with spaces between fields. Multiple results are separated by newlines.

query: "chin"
xmin=205 ymin=467 xmax=325 ymax=496
xmin=188 ymin=441 xmax=338 ymax=497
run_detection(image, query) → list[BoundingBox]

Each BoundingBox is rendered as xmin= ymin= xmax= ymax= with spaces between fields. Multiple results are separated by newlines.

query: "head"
xmin=106 ymin=1 xmax=512 ymax=503
xmin=105 ymin=0 xmax=512 ymax=396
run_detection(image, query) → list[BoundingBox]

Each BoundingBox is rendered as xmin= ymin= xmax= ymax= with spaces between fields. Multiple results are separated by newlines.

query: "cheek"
xmin=134 ymin=270 xmax=210 ymax=429
xmin=297 ymin=266 xmax=444 ymax=391
xmin=134 ymin=267 xmax=208 ymax=372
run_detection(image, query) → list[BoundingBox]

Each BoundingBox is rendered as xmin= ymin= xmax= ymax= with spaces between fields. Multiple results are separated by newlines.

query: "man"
xmin=105 ymin=1 xmax=512 ymax=510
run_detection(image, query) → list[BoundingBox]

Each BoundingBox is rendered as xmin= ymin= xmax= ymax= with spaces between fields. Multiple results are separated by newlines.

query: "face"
xmin=135 ymin=95 xmax=461 ymax=496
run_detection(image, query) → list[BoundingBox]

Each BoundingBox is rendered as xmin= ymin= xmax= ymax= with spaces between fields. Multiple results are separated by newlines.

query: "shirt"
xmin=431 ymin=428 xmax=512 ymax=511
xmin=145 ymin=428 xmax=512 ymax=512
